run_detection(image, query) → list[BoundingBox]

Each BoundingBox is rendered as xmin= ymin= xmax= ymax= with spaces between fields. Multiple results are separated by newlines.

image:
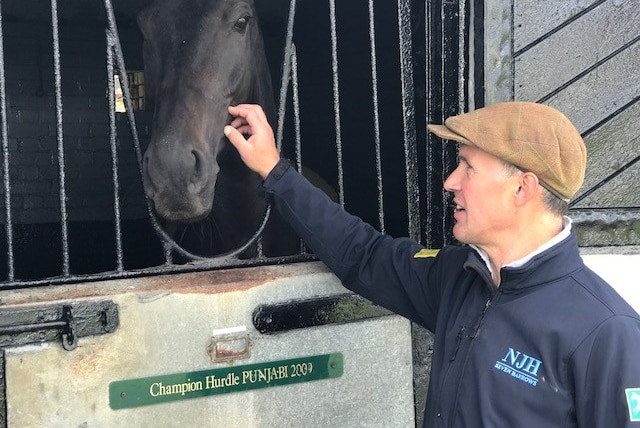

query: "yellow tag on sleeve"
xmin=413 ymin=249 xmax=440 ymax=258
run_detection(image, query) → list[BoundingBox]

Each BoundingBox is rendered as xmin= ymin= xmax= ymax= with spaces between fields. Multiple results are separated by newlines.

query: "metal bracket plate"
xmin=0 ymin=300 xmax=119 ymax=350
xmin=253 ymin=293 xmax=393 ymax=334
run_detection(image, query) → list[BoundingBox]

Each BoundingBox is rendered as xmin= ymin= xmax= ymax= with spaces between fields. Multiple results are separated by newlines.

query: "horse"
xmin=136 ymin=0 xmax=292 ymax=257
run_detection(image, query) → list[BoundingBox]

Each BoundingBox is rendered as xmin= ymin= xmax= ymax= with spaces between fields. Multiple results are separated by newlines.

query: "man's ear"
xmin=514 ymin=172 xmax=541 ymax=206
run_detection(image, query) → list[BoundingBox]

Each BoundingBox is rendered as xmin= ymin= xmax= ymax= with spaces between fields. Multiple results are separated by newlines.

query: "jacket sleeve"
xmin=261 ymin=159 xmax=443 ymax=329
xmin=572 ymin=314 xmax=640 ymax=427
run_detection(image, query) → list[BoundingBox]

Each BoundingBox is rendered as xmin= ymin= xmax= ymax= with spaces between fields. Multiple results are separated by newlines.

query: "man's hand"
xmin=224 ymin=104 xmax=281 ymax=180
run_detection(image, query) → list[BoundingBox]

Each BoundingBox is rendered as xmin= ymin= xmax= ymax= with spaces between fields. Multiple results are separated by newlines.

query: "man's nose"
xmin=443 ymin=168 xmax=459 ymax=192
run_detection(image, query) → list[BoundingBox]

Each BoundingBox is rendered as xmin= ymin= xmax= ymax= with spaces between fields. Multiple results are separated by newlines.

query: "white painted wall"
xmin=583 ymin=253 xmax=640 ymax=314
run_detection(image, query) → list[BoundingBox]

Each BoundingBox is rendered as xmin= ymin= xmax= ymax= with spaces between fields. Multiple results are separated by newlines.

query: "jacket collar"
xmin=469 ymin=216 xmax=572 ymax=283
xmin=464 ymin=228 xmax=583 ymax=293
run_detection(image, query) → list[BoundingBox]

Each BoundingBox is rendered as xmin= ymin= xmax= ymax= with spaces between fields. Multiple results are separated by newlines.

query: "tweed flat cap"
xmin=427 ymin=102 xmax=586 ymax=201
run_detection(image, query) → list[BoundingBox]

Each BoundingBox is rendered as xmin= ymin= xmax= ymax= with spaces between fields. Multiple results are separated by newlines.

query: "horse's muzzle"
xmin=142 ymin=144 xmax=218 ymax=222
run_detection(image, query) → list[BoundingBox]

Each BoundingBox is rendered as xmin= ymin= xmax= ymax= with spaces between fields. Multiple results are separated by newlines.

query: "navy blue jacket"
xmin=262 ymin=160 xmax=640 ymax=427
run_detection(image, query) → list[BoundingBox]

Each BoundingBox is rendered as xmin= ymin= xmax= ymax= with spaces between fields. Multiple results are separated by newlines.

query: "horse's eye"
xmin=234 ymin=16 xmax=251 ymax=31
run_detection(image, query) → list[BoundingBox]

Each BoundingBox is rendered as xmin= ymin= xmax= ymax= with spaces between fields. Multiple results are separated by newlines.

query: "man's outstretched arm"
xmin=223 ymin=103 xmax=438 ymax=326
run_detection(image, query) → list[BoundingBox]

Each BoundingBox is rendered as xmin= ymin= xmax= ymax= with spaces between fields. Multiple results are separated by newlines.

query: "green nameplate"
xmin=109 ymin=353 xmax=343 ymax=409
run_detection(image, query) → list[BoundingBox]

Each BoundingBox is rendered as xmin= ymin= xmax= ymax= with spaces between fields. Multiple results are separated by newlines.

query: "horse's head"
xmin=137 ymin=0 xmax=274 ymax=222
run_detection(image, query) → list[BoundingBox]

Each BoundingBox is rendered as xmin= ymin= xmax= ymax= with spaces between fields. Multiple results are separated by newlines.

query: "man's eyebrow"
xmin=458 ymin=154 xmax=469 ymax=163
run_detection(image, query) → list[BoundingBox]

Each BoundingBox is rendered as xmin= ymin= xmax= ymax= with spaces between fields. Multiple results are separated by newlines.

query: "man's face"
xmin=443 ymin=144 xmax=521 ymax=248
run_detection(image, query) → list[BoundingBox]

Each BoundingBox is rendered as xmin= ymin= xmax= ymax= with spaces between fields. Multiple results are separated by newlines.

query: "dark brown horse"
xmin=137 ymin=0 xmax=287 ymax=256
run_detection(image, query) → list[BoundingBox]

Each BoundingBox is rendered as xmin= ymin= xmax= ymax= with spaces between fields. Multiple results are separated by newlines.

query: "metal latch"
xmin=253 ymin=293 xmax=393 ymax=334
xmin=0 ymin=300 xmax=119 ymax=351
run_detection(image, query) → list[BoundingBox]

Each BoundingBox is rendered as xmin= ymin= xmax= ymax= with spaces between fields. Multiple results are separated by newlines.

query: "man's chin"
xmin=451 ymin=226 xmax=467 ymax=244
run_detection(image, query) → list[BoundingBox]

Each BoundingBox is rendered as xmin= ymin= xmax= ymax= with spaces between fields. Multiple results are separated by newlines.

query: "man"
xmin=224 ymin=102 xmax=640 ymax=427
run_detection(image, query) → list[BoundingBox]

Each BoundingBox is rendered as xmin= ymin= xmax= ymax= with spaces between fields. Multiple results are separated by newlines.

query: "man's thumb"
xmin=224 ymin=126 xmax=244 ymax=148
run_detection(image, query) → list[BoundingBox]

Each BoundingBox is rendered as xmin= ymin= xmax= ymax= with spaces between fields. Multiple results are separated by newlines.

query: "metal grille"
xmin=0 ymin=0 xmax=469 ymax=288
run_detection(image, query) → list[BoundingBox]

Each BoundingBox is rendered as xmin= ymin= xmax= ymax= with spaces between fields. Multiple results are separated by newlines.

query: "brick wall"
xmin=3 ymin=20 xmax=151 ymax=224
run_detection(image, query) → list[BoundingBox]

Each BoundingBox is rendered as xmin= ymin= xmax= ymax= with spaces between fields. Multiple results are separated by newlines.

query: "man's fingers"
xmin=228 ymin=105 xmax=268 ymax=138
xmin=229 ymin=117 xmax=247 ymax=128
xmin=233 ymin=124 xmax=252 ymax=136
xmin=225 ymin=104 xmax=280 ymax=180
xmin=223 ymin=126 xmax=248 ymax=151
xmin=228 ymin=104 xmax=269 ymax=127
xmin=228 ymin=118 xmax=252 ymax=136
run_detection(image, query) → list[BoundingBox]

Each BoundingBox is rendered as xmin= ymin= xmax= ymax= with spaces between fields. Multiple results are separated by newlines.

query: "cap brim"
xmin=427 ymin=124 xmax=472 ymax=145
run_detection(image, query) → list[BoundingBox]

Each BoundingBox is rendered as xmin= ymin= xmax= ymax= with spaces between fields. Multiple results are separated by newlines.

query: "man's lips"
xmin=453 ymin=201 xmax=465 ymax=212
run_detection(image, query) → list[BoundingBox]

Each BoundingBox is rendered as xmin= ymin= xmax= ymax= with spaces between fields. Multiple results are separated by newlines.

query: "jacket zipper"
xmin=448 ymin=296 xmax=492 ymax=363
xmin=449 ymin=326 xmax=466 ymax=361
xmin=470 ymin=298 xmax=492 ymax=338
xmin=445 ymin=297 xmax=493 ymax=428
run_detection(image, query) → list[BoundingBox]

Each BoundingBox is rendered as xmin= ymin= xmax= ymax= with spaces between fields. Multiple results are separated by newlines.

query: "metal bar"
xmin=328 ymin=0 xmax=345 ymax=206
xmin=292 ymin=46 xmax=302 ymax=174
xmin=163 ymin=241 xmax=174 ymax=265
xmin=276 ymin=0 xmax=298 ymax=151
xmin=397 ymin=0 xmax=420 ymax=241
xmin=470 ymin=0 xmax=484 ymax=109
xmin=424 ymin=0 xmax=435 ymax=248
xmin=0 ymin=320 xmax=66 ymax=336
xmin=423 ymin=0 xmax=434 ymax=247
xmin=106 ymin=42 xmax=124 ymax=272
xmin=0 ymin=252 xmax=318 ymax=291
xmin=458 ymin=0 xmax=467 ymax=112
xmin=290 ymin=45 xmax=307 ymax=253
xmin=368 ymin=0 xmax=385 ymax=233
xmin=441 ymin=0 xmax=462 ymax=245
xmin=278 ymin=0 xmax=324 ymax=254
xmin=103 ymin=2 xmax=143 ymax=182
xmin=0 ymin=1 xmax=14 ymax=281
xmin=50 ymin=0 xmax=71 ymax=276
xmin=439 ymin=1 xmax=449 ymax=245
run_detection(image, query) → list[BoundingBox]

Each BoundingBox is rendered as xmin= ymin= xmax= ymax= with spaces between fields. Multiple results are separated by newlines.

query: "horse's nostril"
xmin=191 ymin=149 xmax=205 ymax=184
